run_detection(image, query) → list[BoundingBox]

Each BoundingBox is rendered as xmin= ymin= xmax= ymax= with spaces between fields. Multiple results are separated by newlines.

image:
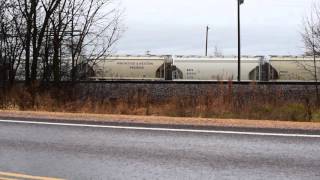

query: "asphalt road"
xmin=0 ymin=120 xmax=320 ymax=180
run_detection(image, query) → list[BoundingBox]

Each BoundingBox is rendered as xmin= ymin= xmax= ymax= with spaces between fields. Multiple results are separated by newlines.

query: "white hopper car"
xmin=172 ymin=55 xmax=263 ymax=81
xmin=268 ymin=56 xmax=320 ymax=81
xmin=89 ymin=55 xmax=171 ymax=80
xmin=88 ymin=55 xmax=264 ymax=81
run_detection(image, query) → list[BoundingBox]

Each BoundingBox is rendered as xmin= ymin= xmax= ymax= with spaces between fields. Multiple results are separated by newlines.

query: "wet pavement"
xmin=0 ymin=120 xmax=320 ymax=180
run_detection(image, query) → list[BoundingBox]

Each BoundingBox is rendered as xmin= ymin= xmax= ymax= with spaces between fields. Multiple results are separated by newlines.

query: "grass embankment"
xmin=1 ymin=110 xmax=320 ymax=130
xmin=0 ymin=84 xmax=319 ymax=122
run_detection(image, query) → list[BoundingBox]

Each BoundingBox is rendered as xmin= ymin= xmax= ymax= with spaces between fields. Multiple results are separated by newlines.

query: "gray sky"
xmin=115 ymin=0 xmax=315 ymax=56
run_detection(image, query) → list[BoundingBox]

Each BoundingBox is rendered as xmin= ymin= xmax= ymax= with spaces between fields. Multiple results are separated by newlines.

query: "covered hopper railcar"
xmin=89 ymin=55 xmax=172 ymax=80
xmin=268 ymin=56 xmax=320 ymax=81
xmin=172 ymin=55 xmax=264 ymax=81
xmin=88 ymin=55 xmax=265 ymax=81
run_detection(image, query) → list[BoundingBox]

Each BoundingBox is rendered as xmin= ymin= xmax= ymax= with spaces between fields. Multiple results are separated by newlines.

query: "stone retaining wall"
xmin=70 ymin=82 xmax=317 ymax=103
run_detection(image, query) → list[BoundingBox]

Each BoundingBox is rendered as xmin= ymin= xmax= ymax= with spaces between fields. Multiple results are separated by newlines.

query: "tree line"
xmin=0 ymin=0 xmax=122 ymax=85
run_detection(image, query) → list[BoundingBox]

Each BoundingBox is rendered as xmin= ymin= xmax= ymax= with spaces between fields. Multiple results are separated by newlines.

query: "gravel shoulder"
xmin=0 ymin=110 xmax=320 ymax=131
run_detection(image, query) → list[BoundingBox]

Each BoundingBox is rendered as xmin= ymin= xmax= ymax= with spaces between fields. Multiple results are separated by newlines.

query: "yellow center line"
xmin=0 ymin=172 xmax=64 ymax=180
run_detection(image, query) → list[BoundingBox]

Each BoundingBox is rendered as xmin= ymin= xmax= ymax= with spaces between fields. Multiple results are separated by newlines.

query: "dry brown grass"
xmin=0 ymin=83 xmax=319 ymax=122
xmin=1 ymin=110 xmax=320 ymax=130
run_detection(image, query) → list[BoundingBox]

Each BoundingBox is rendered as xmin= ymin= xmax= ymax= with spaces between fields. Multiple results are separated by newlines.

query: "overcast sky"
xmin=115 ymin=0 xmax=315 ymax=56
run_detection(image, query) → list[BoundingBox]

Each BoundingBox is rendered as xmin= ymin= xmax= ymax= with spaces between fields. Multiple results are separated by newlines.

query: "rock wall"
xmin=70 ymin=81 xmax=316 ymax=103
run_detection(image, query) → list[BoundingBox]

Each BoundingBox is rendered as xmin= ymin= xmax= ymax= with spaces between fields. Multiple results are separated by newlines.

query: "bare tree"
xmin=214 ymin=46 xmax=223 ymax=57
xmin=66 ymin=0 xmax=122 ymax=81
xmin=0 ymin=1 xmax=25 ymax=84
xmin=302 ymin=2 xmax=320 ymax=105
xmin=1 ymin=0 xmax=122 ymax=85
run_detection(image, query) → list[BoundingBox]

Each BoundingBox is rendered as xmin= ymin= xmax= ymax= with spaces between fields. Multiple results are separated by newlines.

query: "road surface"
xmin=0 ymin=119 xmax=320 ymax=180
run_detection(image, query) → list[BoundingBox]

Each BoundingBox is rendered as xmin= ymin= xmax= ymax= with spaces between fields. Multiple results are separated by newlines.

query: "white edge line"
xmin=0 ymin=119 xmax=320 ymax=138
